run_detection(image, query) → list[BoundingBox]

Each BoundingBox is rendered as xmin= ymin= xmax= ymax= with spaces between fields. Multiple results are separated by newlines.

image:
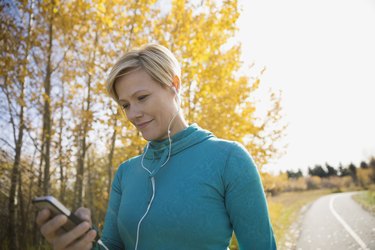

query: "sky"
xmin=237 ymin=0 xmax=375 ymax=175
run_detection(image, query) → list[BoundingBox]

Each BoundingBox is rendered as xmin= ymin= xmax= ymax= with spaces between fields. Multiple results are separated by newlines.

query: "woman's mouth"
xmin=136 ymin=120 xmax=153 ymax=129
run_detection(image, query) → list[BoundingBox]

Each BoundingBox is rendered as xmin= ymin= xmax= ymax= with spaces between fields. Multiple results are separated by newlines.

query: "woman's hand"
xmin=36 ymin=207 xmax=97 ymax=250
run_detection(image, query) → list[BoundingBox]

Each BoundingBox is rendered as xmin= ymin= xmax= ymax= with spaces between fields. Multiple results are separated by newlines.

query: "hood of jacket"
xmin=140 ymin=123 xmax=214 ymax=177
xmin=144 ymin=123 xmax=214 ymax=159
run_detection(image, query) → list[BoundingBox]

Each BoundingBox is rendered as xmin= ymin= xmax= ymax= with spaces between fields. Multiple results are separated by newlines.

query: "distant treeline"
xmin=262 ymin=157 xmax=375 ymax=196
xmin=286 ymin=158 xmax=375 ymax=180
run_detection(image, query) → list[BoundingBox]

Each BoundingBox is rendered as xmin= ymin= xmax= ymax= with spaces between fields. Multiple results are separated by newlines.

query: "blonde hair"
xmin=106 ymin=44 xmax=181 ymax=103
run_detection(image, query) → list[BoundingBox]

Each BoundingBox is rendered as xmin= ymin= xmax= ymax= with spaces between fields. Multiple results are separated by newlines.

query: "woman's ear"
xmin=172 ymin=75 xmax=180 ymax=93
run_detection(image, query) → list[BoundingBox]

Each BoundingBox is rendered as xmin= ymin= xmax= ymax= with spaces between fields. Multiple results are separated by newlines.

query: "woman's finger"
xmin=74 ymin=207 xmax=92 ymax=224
xmin=65 ymin=229 xmax=97 ymax=250
xmin=40 ymin=214 xmax=67 ymax=242
xmin=53 ymin=221 xmax=91 ymax=249
xmin=36 ymin=208 xmax=51 ymax=227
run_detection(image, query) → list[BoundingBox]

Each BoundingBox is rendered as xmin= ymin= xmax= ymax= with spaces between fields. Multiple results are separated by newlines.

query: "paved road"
xmin=296 ymin=191 xmax=375 ymax=250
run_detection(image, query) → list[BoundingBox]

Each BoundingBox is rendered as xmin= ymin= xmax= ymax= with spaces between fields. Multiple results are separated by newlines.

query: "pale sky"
xmin=237 ymin=0 xmax=375 ymax=175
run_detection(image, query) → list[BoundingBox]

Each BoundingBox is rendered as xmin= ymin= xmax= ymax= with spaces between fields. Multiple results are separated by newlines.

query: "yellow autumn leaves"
xmin=1 ymin=0 xmax=286 ymax=246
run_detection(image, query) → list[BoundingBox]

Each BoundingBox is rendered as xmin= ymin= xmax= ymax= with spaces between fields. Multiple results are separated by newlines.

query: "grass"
xmin=352 ymin=186 xmax=375 ymax=215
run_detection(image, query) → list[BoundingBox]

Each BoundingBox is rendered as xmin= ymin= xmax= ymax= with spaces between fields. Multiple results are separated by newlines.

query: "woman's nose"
xmin=127 ymin=105 xmax=143 ymax=120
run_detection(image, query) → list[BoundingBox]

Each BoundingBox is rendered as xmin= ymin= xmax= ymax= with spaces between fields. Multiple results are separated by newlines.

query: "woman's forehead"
xmin=115 ymin=70 xmax=163 ymax=99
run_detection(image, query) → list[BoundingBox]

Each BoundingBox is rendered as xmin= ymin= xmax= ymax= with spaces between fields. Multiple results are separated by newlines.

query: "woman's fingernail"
xmin=59 ymin=215 xmax=67 ymax=223
xmin=89 ymin=230 xmax=97 ymax=239
xmin=80 ymin=222 xmax=89 ymax=229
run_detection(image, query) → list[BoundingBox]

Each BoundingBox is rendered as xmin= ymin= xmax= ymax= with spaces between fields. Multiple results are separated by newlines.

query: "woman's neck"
xmin=157 ymin=114 xmax=189 ymax=141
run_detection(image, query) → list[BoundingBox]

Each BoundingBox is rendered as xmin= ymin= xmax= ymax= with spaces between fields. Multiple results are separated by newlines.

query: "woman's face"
xmin=114 ymin=69 xmax=178 ymax=141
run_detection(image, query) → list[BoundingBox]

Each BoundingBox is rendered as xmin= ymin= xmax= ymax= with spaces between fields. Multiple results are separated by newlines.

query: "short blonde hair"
xmin=106 ymin=43 xmax=181 ymax=103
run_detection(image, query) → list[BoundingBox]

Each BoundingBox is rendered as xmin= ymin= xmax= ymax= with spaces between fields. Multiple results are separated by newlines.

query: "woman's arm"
xmin=223 ymin=142 xmax=277 ymax=250
xmin=94 ymin=163 xmax=126 ymax=250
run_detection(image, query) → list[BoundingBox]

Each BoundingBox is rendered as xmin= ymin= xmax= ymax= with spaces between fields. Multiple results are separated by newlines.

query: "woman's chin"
xmin=142 ymin=132 xmax=167 ymax=142
xmin=141 ymin=131 xmax=156 ymax=141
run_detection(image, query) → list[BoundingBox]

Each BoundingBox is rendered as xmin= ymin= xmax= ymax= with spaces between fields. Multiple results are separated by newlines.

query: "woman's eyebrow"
xmin=118 ymin=90 xmax=148 ymax=102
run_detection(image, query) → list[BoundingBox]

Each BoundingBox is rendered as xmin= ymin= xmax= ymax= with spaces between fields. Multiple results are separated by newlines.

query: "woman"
xmin=36 ymin=44 xmax=277 ymax=250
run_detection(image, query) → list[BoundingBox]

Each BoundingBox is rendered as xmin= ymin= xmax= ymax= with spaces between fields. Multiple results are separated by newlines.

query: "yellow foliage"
xmin=286 ymin=177 xmax=307 ymax=191
xmin=152 ymin=0 xmax=285 ymax=169
xmin=321 ymin=176 xmax=353 ymax=189
xmin=0 ymin=1 xmax=287 ymax=246
xmin=357 ymin=168 xmax=373 ymax=188
xmin=261 ymin=172 xmax=288 ymax=195
xmin=306 ymin=176 xmax=322 ymax=189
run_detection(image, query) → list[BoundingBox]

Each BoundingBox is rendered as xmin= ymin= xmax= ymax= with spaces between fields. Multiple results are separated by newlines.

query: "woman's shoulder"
xmin=206 ymin=136 xmax=248 ymax=153
xmin=115 ymin=154 xmax=142 ymax=173
xmin=205 ymin=137 xmax=255 ymax=165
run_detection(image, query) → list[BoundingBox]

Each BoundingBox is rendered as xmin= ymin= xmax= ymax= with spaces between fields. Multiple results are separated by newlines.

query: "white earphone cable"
xmin=134 ymin=176 xmax=155 ymax=250
xmin=97 ymin=239 xmax=109 ymax=250
xmin=135 ymin=93 xmax=181 ymax=250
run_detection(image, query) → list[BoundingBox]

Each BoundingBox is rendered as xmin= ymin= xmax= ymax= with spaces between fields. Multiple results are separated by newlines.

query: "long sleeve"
xmin=223 ymin=143 xmax=277 ymax=250
xmin=98 ymin=164 xmax=126 ymax=250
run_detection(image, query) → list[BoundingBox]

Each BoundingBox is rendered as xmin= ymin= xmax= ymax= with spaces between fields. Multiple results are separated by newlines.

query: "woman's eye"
xmin=122 ymin=104 xmax=129 ymax=109
xmin=138 ymin=95 xmax=148 ymax=101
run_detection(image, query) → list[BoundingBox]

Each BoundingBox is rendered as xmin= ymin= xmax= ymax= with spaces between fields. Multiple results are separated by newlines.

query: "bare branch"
xmin=51 ymin=44 xmax=72 ymax=73
xmin=0 ymin=138 xmax=16 ymax=151
xmin=2 ymin=77 xmax=18 ymax=145
xmin=23 ymin=123 xmax=47 ymax=161
xmin=32 ymin=49 xmax=44 ymax=73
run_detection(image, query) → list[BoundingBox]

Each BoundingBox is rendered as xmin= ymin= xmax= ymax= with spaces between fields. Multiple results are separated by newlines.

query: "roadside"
xmin=267 ymin=189 xmax=332 ymax=249
xmin=351 ymin=185 xmax=375 ymax=215
xmin=275 ymin=187 xmax=375 ymax=250
xmin=296 ymin=191 xmax=375 ymax=250
xmin=229 ymin=187 xmax=373 ymax=250
xmin=228 ymin=189 xmax=331 ymax=250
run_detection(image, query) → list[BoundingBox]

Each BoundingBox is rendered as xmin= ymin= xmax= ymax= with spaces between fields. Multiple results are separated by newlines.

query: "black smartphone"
xmin=32 ymin=196 xmax=86 ymax=232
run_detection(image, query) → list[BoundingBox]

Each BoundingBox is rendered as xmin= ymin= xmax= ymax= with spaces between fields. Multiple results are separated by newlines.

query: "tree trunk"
xmin=42 ymin=2 xmax=54 ymax=195
xmin=58 ymin=83 xmax=66 ymax=202
xmin=18 ymin=168 xmax=26 ymax=249
xmin=6 ymin=0 xmax=33 ymax=243
xmin=7 ymin=104 xmax=24 ymax=250
xmin=107 ymin=114 xmax=117 ymax=196
xmin=75 ymin=75 xmax=91 ymax=208
xmin=74 ymin=32 xmax=97 ymax=208
xmin=87 ymin=153 xmax=94 ymax=210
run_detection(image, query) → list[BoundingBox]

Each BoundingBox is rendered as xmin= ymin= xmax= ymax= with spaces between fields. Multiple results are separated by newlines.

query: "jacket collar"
xmin=143 ymin=123 xmax=214 ymax=160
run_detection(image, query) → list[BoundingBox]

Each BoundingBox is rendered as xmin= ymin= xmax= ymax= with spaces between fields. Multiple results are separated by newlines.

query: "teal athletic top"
xmin=96 ymin=123 xmax=276 ymax=250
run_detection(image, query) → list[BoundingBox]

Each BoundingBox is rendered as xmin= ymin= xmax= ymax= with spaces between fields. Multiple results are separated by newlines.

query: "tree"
xmin=325 ymin=163 xmax=337 ymax=177
xmin=286 ymin=169 xmax=303 ymax=179
xmin=309 ymin=165 xmax=327 ymax=178
xmin=368 ymin=157 xmax=375 ymax=183
xmin=360 ymin=161 xmax=368 ymax=169
xmin=0 ymin=1 xmax=287 ymax=248
xmin=348 ymin=163 xmax=357 ymax=183
xmin=151 ymin=0 xmax=286 ymax=168
xmin=0 ymin=0 xmax=35 ymax=247
xmin=338 ymin=163 xmax=350 ymax=177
